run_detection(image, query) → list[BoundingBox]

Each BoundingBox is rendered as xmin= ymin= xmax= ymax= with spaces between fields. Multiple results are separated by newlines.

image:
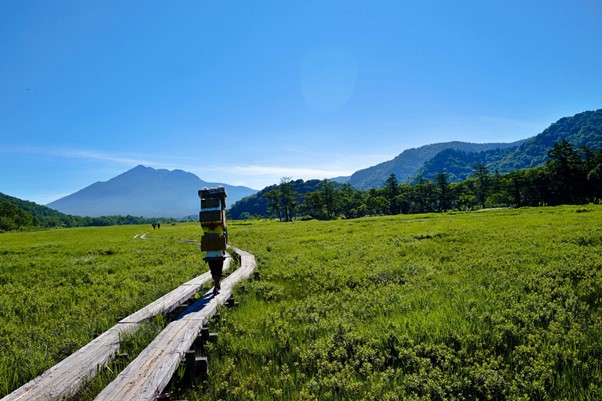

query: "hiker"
xmin=199 ymin=186 xmax=228 ymax=297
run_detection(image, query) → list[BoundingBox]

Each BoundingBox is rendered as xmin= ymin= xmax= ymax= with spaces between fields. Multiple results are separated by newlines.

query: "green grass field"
xmin=1 ymin=206 xmax=602 ymax=400
xmin=0 ymin=223 xmax=204 ymax=396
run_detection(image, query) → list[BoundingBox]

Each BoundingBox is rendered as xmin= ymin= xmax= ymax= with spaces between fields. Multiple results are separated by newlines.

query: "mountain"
xmin=347 ymin=140 xmax=524 ymax=189
xmin=329 ymin=176 xmax=351 ymax=184
xmin=228 ymin=109 xmax=602 ymax=219
xmin=412 ymin=146 xmax=518 ymax=183
xmin=346 ymin=109 xmax=602 ymax=188
xmin=496 ymin=109 xmax=602 ymax=171
xmin=414 ymin=109 xmax=602 ymax=182
xmin=47 ymin=165 xmax=257 ymax=218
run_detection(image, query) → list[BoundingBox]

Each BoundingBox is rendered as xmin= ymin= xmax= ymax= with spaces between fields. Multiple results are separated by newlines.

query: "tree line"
xmin=239 ymin=140 xmax=602 ymax=221
xmin=0 ymin=193 xmax=177 ymax=232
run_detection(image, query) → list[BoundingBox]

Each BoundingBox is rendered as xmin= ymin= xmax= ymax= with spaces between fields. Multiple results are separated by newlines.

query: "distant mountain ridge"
xmin=47 ymin=165 xmax=257 ymax=218
xmin=414 ymin=109 xmax=602 ymax=182
xmin=346 ymin=140 xmax=525 ymax=189
xmin=346 ymin=109 xmax=602 ymax=188
xmin=32 ymin=109 xmax=602 ymax=219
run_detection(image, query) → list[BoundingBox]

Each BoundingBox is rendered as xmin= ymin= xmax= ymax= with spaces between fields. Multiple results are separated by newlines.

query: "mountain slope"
xmin=0 ymin=192 xmax=173 ymax=228
xmin=496 ymin=109 xmax=602 ymax=171
xmin=347 ymin=141 xmax=524 ymax=189
xmin=47 ymin=165 xmax=257 ymax=218
xmin=414 ymin=109 xmax=602 ymax=182
xmin=413 ymin=147 xmax=516 ymax=183
xmin=1 ymin=192 xmax=67 ymax=227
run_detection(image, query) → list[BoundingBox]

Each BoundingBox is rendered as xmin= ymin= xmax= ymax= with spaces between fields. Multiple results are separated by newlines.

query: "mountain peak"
xmin=47 ymin=167 xmax=257 ymax=218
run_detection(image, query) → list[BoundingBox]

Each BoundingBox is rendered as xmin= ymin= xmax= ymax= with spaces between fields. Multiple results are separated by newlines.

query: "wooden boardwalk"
xmin=95 ymin=246 xmax=256 ymax=401
xmin=2 ymin=253 xmax=236 ymax=401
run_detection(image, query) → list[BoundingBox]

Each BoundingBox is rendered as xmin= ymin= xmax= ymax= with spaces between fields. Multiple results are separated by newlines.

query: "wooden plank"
xmin=95 ymin=248 xmax=256 ymax=401
xmin=1 ymin=257 xmax=232 ymax=401
xmin=121 ymin=255 xmax=231 ymax=324
xmin=1 ymin=323 xmax=136 ymax=401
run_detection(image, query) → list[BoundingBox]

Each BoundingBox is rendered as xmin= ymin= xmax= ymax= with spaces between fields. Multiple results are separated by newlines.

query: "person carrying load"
xmin=199 ymin=186 xmax=228 ymax=296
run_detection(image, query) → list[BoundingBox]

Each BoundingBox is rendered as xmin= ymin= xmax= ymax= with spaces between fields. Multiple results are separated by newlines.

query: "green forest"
xmin=229 ymin=140 xmax=602 ymax=221
xmin=0 ymin=193 xmax=176 ymax=232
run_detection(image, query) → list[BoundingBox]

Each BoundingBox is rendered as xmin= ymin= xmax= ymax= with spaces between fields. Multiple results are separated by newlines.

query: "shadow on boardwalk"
xmin=175 ymin=292 xmax=217 ymax=320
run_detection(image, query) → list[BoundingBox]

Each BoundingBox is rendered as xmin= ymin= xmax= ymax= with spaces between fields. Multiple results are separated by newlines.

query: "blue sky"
xmin=1 ymin=1 xmax=601 ymax=204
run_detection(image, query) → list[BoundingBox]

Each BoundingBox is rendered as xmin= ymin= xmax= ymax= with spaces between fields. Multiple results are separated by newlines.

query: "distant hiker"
xmin=157 ymin=222 xmax=161 ymax=229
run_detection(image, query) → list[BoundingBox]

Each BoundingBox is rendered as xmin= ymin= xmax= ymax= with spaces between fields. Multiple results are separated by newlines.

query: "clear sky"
xmin=1 ymin=1 xmax=601 ymax=204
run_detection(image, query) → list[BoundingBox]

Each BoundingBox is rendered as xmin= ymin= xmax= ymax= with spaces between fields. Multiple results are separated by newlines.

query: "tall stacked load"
xmin=199 ymin=186 xmax=228 ymax=259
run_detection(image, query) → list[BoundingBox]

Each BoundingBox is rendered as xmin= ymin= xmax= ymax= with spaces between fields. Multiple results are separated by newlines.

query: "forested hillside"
xmin=413 ymin=147 xmax=515 ymax=183
xmin=0 ymin=193 xmax=68 ymax=229
xmin=0 ymin=192 xmax=175 ymax=231
xmin=228 ymin=179 xmax=331 ymax=220
xmin=497 ymin=108 xmax=602 ymax=170
xmin=415 ymin=109 xmax=602 ymax=182
xmin=229 ymin=139 xmax=602 ymax=220
xmin=347 ymin=141 xmax=522 ymax=189
xmin=0 ymin=200 xmax=40 ymax=232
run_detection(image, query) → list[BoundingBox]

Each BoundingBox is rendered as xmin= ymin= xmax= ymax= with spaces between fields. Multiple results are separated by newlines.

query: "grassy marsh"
xmin=188 ymin=206 xmax=602 ymax=400
xmin=0 ymin=223 xmax=203 ymax=396
xmin=1 ymin=206 xmax=601 ymax=400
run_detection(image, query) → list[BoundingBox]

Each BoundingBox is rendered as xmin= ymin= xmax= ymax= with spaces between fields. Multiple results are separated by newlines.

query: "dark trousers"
xmin=208 ymin=259 xmax=223 ymax=290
